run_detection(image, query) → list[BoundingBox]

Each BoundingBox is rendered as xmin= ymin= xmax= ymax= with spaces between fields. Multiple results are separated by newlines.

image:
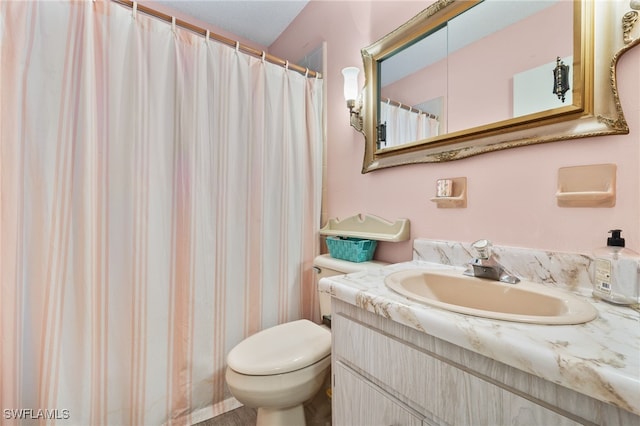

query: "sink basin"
xmin=384 ymin=268 xmax=597 ymax=324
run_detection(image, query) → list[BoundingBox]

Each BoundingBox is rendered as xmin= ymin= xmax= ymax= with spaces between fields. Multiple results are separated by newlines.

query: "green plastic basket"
xmin=326 ymin=236 xmax=377 ymax=263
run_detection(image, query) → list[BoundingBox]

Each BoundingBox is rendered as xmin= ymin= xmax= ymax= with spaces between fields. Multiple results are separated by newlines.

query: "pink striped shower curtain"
xmin=0 ymin=1 xmax=323 ymax=425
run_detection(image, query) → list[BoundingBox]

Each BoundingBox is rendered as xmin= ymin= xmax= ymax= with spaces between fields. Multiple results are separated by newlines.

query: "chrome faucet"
xmin=463 ymin=239 xmax=520 ymax=284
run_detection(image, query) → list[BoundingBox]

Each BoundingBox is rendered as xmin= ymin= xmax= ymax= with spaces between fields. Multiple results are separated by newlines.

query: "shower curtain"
xmin=0 ymin=1 xmax=323 ymax=425
xmin=379 ymin=101 xmax=439 ymax=147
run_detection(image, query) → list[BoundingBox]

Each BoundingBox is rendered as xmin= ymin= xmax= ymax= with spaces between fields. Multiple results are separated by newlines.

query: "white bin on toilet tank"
xmin=225 ymin=254 xmax=387 ymax=426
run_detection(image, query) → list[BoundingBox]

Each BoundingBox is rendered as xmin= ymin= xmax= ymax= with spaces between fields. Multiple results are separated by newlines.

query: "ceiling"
xmin=157 ymin=0 xmax=310 ymax=47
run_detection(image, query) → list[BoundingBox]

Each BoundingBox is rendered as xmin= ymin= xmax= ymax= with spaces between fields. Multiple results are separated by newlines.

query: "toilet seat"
xmin=227 ymin=319 xmax=331 ymax=376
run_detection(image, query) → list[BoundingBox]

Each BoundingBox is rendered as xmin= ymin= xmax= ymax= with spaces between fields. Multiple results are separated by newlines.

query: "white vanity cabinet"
xmin=331 ymin=299 xmax=638 ymax=426
xmin=334 ymin=363 xmax=424 ymax=426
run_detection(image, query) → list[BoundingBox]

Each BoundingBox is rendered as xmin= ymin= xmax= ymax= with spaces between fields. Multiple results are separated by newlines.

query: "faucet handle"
xmin=471 ymin=239 xmax=492 ymax=259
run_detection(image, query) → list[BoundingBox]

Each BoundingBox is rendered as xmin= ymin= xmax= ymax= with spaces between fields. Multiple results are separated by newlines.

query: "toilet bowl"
xmin=226 ymin=319 xmax=331 ymax=425
xmin=225 ymin=254 xmax=387 ymax=426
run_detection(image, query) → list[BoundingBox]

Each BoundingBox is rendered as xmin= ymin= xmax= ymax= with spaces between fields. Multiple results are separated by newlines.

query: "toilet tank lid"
xmin=313 ymin=254 xmax=388 ymax=274
xmin=227 ymin=319 xmax=331 ymax=375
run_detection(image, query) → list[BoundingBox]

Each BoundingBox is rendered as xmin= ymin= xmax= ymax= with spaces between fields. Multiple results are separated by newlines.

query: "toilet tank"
xmin=313 ymin=254 xmax=388 ymax=320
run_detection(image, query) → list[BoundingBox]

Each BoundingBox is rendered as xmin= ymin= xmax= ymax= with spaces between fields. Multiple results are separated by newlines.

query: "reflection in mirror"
xmin=379 ymin=25 xmax=447 ymax=148
xmin=359 ymin=0 xmax=639 ymax=172
xmin=446 ymin=0 xmax=573 ymax=132
xmin=378 ymin=0 xmax=573 ymax=149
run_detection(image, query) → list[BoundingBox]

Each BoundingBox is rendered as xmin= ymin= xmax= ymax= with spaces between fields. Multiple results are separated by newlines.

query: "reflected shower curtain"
xmin=0 ymin=1 xmax=323 ymax=425
xmin=380 ymin=102 xmax=439 ymax=147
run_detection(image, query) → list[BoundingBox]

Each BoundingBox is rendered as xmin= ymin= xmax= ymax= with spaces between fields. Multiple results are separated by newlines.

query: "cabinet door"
xmin=333 ymin=311 xmax=582 ymax=426
xmin=334 ymin=362 xmax=423 ymax=426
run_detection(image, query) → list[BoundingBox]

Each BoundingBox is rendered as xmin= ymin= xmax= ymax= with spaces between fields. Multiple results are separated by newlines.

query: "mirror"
xmin=359 ymin=0 xmax=640 ymax=173
xmin=378 ymin=1 xmax=574 ymax=146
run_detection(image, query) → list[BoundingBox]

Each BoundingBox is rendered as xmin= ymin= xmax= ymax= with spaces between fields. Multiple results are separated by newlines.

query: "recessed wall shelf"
xmin=319 ymin=214 xmax=410 ymax=242
xmin=430 ymin=177 xmax=467 ymax=208
xmin=556 ymin=164 xmax=616 ymax=207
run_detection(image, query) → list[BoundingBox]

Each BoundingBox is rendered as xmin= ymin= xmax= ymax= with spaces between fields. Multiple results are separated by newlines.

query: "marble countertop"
xmin=319 ymin=260 xmax=640 ymax=415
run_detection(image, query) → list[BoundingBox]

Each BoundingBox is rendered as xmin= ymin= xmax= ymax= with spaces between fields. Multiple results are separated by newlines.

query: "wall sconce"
xmin=342 ymin=67 xmax=363 ymax=132
xmin=552 ymin=56 xmax=570 ymax=103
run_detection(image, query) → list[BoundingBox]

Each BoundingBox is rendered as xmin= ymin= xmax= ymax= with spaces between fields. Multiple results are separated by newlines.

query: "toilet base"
xmin=256 ymin=404 xmax=305 ymax=426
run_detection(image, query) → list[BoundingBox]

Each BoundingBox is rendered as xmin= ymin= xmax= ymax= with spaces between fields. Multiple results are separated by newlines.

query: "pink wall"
xmin=271 ymin=1 xmax=640 ymax=264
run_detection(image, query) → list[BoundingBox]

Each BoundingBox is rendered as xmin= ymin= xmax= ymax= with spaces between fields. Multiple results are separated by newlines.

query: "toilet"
xmin=225 ymin=254 xmax=387 ymax=426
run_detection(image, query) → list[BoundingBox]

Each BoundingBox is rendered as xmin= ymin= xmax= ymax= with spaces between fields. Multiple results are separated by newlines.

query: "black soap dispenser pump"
xmin=592 ymin=229 xmax=640 ymax=305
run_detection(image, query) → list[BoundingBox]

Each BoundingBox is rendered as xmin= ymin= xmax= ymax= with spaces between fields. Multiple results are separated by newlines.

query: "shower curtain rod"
xmin=384 ymin=98 xmax=439 ymax=120
xmin=112 ymin=0 xmax=322 ymax=79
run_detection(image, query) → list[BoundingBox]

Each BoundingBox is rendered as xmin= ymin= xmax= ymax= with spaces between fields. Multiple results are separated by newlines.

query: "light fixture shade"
xmin=341 ymin=67 xmax=360 ymax=102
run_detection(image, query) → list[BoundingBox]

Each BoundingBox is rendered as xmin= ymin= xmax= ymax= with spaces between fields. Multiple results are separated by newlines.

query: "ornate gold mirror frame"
xmin=358 ymin=0 xmax=640 ymax=173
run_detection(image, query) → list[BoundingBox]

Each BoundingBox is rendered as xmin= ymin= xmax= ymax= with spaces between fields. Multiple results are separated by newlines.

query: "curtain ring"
xmin=387 ymin=98 xmax=391 ymax=105
xmin=171 ymin=16 xmax=176 ymax=33
xmin=305 ymin=68 xmax=309 ymax=77
xmin=235 ymin=41 xmax=240 ymax=53
xmin=285 ymin=60 xmax=289 ymax=70
xmin=261 ymin=51 xmax=266 ymax=63
xmin=206 ymin=30 xmax=210 ymax=42
xmin=132 ymin=1 xmax=137 ymax=19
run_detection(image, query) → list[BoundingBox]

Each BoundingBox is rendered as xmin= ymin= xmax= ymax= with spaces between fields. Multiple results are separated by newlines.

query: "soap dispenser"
xmin=592 ymin=229 xmax=640 ymax=305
